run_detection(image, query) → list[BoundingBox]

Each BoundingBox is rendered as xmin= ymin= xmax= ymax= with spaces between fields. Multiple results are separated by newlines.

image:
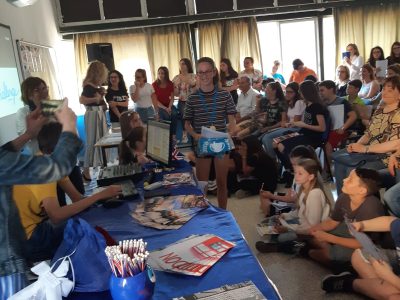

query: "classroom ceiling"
xmin=54 ymin=0 xmax=390 ymax=35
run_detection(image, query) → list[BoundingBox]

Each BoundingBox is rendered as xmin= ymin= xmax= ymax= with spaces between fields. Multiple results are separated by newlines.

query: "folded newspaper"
xmin=149 ymin=234 xmax=235 ymax=276
xmin=131 ymin=195 xmax=209 ymax=230
xmin=173 ymin=281 xmax=266 ymax=300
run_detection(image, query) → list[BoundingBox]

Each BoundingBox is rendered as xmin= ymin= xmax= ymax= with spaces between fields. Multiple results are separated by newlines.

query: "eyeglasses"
xmin=110 ymin=76 xmax=119 ymax=79
xmin=34 ymin=85 xmax=49 ymax=92
xmin=197 ymin=70 xmax=213 ymax=76
xmin=393 ymin=46 xmax=400 ymax=50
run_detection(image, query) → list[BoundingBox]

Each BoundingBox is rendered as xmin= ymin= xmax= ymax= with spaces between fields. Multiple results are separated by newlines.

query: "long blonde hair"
xmin=83 ymin=61 xmax=108 ymax=86
xmin=296 ymin=158 xmax=332 ymax=211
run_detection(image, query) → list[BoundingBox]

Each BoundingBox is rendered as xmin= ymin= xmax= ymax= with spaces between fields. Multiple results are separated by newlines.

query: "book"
xmin=149 ymin=234 xmax=235 ymax=276
xmin=173 ymin=280 xmax=266 ymax=299
xmin=131 ymin=195 xmax=209 ymax=230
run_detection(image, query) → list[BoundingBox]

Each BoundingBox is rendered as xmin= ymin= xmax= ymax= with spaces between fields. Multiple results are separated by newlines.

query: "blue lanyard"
xmin=198 ymin=87 xmax=217 ymax=127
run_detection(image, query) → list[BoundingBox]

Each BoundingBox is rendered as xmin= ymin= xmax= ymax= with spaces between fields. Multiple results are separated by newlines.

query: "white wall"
xmin=0 ymin=0 xmax=79 ymax=145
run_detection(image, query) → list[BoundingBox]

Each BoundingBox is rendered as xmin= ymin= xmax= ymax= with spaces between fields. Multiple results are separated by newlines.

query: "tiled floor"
xmin=207 ymin=190 xmax=366 ymax=300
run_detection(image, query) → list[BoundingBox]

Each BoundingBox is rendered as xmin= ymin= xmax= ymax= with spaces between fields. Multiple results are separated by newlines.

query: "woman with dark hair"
xmin=229 ymin=135 xmax=278 ymax=198
xmin=359 ymin=64 xmax=380 ymax=100
xmin=344 ymin=43 xmax=364 ymax=80
xmin=261 ymin=82 xmax=306 ymax=159
xmin=106 ymin=70 xmax=129 ymax=128
xmin=173 ymin=58 xmax=197 ymax=143
xmin=367 ymin=46 xmax=385 ymax=69
xmin=129 ymin=69 xmax=157 ymax=124
xmin=235 ymin=81 xmax=287 ymax=138
xmin=118 ymin=126 xmax=149 ymax=166
xmin=79 ymin=61 xmax=109 ymax=181
xmin=239 ymin=57 xmax=263 ymax=91
xmin=15 ymin=77 xmax=49 ymax=154
xmin=274 ymin=80 xmax=327 ymax=185
xmin=335 ymin=65 xmax=350 ymax=97
xmin=220 ymin=58 xmax=239 ymax=105
xmin=333 ymin=75 xmax=400 ymax=193
xmin=152 ymin=66 xmax=177 ymax=135
xmin=387 ymin=41 xmax=400 ymax=66
xmin=184 ymin=57 xmax=237 ymax=209
xmin=119 ymin=110 xmax=142 ymax=139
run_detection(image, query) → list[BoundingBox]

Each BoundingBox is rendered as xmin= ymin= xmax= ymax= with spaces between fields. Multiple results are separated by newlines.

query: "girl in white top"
xmin=239 ymin=57 xmax=263 ymax=91
xmin=172 ymin=58 xmax=197 ymax=143
xmin=129 ymin=69 xmax=157 ymax=124
xmin=256 ymin=158 xmax=332 ymax=253
xmin=358 ymin=64 xmax=380 ymax=101
xmin=278 ymin=158 xmax=331 ymax=236
xmin=344 ymin=43 xmax=364 ymax=81
xmin=260 ymin=82 xmax=306 ymax=159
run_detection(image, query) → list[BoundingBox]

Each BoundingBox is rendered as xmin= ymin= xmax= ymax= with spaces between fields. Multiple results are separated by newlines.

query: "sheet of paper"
xmin=376 ymin=59 xmax=388 ymax=78
xmin=327 ymin=105 xmax=344 ymax=130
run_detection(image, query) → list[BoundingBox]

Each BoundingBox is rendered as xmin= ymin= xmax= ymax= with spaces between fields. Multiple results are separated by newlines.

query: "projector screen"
xmin=0 ymin=24 xmax=22 ymax=119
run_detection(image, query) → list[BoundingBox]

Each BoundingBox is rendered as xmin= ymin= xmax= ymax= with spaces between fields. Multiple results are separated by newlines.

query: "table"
xmin=94 ymin=132 xmax=122 ymax=166
xmin=68 ymin=161 xmax=281 ymax=300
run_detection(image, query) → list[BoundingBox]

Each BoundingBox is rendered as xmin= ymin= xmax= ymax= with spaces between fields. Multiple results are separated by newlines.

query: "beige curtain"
xmin=74 ymin=29 xmax=150 ymax=93
xmin=197 ymin=17 xmax=262 ymax=73
xmin=221 ymin=17 xmax=262 ymax=73
xmin=334 ymin=3 xmax=400 ymax=65
xmin=145 ymin=24 xmax=193 ymax=80
xmin=198 ymin=21 xmax=223 ymax=65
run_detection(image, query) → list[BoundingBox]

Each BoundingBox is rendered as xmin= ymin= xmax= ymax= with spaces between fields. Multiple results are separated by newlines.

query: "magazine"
xmin=131 ymin=195 xmax=209 ymax=230
xmin=149 ymin=234 xmax=235 ymax=276
xmin=272 ymin=132 xmax=300 ymax=144
xmin=163 ymin=172 xmax=195 ymax=186
xmin=256 ymin=217 xmax=280 ymax=237
xmin=173 ymin=280 xmax=266 ymax=300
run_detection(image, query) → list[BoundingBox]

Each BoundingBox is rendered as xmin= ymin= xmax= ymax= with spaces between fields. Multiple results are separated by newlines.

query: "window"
xmin=258 ymin=16 xmax=336 ymax=83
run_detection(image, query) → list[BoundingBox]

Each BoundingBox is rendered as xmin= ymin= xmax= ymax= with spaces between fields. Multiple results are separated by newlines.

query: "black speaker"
xmin=86 ymin=43 xmax=115 ymax=72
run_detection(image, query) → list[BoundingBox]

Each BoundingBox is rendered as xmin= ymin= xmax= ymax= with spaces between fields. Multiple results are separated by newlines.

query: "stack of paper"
xmin=131 ymin=195 xmax=209 ymax=230
xmin=173 ymin=281 xmax=266 ymax=299
xmin=149 ymin=234 xmax=235 ymax=276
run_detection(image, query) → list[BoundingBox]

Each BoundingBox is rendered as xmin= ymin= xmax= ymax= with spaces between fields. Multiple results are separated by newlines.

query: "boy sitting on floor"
xmin=13 ymin=122 xmax=122 ymax=262
xmin=307 ymin=168 xmax=387 ymax=269
xmin=322 ymin=215 xmax=400 ymax=299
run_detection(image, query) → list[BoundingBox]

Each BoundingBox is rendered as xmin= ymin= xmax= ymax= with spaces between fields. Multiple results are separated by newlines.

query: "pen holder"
xmin=109 ymin=266 xmax=155 ymax=300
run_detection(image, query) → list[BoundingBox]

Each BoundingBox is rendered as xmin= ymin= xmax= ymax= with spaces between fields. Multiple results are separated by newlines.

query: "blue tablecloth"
xmin=67 ymin=161 xmax=280 ymax=300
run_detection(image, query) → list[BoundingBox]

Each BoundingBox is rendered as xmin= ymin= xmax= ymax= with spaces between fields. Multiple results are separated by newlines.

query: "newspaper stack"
xmin=173 ymin=281 xmax=266 ymax=300
xmin=131 ymin=195 xmax=209 ymax=230
xmin=149 ymin=234 xmax=235 ymax=276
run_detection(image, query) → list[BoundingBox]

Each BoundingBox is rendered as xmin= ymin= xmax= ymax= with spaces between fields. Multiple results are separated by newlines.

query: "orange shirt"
xmin=289 ymin=67 xmax=317 ymax=83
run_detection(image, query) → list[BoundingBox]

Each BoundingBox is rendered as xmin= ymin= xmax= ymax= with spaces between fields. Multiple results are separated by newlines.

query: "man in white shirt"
xmin=236 ymin=76 xmax=260 ymax=121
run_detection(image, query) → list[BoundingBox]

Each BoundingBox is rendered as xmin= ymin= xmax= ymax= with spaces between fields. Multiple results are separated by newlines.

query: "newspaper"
xmin=173 ymin=280 xmax=266 ymax=300
xmin=131 ymin=195 xmax=209 ymax=230
xmin=149 ymin=234 xmax=235 ymax=276
xmin=256 ymin=216 xmax=280 ymax=236
xmin=344 ymin=215 xmax=387 ymax=261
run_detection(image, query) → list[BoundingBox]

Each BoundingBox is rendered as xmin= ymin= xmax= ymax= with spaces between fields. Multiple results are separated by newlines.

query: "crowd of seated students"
xmin=3 ymin=37 xmax=400 ymax=298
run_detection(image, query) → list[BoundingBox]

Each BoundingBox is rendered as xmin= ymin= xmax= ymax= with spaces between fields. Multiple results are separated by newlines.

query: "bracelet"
xmin=364 ymin=145 xmax=369 ymax=153
xmin=359 ymin=221 xmax=364 ymax=231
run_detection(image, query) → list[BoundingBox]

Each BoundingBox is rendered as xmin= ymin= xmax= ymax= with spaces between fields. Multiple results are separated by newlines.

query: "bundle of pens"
xmin=105 ymin=239 xmax=149 ymax=278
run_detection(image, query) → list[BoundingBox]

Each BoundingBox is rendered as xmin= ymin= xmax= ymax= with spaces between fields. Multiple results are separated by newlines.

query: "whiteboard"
xmin=16 ymin=40 xmax=62 ymax=100
xmin=0 ymin=23 xmax=22 ymax=119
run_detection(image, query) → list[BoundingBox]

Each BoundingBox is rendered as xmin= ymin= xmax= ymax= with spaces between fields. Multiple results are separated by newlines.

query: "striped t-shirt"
xmin=184 ymin=88 xmax=237 ymax=134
